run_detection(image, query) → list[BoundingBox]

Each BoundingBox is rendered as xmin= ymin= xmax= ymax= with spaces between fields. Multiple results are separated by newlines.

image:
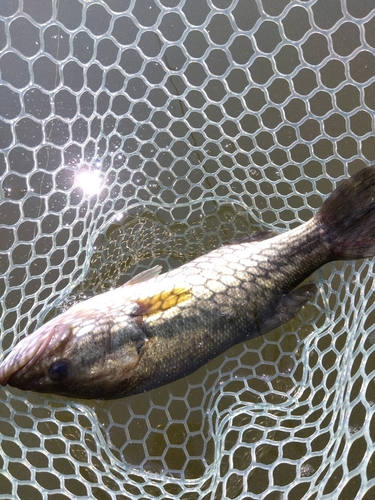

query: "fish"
xmin=1 ymin=167 xmax=375 ymax=400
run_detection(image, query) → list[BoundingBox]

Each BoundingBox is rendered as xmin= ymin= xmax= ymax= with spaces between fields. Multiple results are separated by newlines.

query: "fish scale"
xmin=1 ymin=167 xmax=375 ymax=399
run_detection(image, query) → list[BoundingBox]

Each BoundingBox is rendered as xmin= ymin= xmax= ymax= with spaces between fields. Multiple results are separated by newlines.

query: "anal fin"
xmin=260 ymin=283 xmax=317 ymax=335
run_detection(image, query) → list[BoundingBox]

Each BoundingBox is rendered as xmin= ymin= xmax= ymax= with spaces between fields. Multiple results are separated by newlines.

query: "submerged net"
xmin=1 ymin=0 xmax=375 ymax=498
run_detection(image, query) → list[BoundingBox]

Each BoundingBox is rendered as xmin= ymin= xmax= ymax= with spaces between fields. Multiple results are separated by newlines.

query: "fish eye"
xmin=48 ymin=361 xmax=69 ymax=381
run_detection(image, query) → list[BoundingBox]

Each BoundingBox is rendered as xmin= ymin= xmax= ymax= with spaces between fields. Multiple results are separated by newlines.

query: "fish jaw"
xmin=0 ymin=271 xmax=195 ymax=399
xmin=0 ymin=294 xmax=151 ymax=399
xmin=0 ymin=321 xmax=73 ymax=387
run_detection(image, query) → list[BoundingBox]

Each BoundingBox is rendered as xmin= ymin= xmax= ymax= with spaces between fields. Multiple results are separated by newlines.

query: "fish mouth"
xmin=0 ymin=322 xmax=73 ymax=387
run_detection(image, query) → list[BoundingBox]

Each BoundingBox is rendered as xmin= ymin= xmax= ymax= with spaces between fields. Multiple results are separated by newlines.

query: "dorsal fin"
xmin=232 ymin=230 xmax=280 ymax=245
xmin=124 ymin=265 xmax=162 ymax=287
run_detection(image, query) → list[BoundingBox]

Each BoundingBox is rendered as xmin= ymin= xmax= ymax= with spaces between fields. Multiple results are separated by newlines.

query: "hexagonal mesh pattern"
xmin=1 ymin=0 xmax=375 ymax=498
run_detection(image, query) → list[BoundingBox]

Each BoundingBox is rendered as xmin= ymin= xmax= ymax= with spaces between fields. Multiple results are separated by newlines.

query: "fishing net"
xmin=1 ymin=0 xmax=375 ymax=498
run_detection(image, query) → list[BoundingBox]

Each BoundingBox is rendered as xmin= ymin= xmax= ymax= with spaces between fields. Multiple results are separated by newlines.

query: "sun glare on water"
xmin=75 ymin=169 xmax=104 ymax=196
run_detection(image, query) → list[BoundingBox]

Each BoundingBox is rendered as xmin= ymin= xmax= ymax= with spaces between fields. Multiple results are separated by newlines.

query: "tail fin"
xmin=318 ymin=166 xmax=375 ymax=260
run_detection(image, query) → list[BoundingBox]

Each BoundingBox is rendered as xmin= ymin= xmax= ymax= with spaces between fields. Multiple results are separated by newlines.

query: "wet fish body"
xmin=1 ymin=168 xmax=375 ymax=399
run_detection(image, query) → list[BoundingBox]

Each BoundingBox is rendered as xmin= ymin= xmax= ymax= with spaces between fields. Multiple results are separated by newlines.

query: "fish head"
xmin=0 ymin=300 xmax=147 ymax=399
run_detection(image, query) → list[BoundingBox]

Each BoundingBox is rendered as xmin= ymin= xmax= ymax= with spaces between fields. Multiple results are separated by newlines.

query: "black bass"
xmin=1 ymin=168 xmax=375 ymax=399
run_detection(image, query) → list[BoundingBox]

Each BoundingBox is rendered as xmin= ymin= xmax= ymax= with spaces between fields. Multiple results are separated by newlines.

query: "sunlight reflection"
xmin=75 ymin=168 xmax=103 ymax=196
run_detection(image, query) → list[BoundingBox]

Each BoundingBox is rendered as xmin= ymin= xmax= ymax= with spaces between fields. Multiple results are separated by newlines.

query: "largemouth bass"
xmin=1 ymin=167 xmax=375 ymax=399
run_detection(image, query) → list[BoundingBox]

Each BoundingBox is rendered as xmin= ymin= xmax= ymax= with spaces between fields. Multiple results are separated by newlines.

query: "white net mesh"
xmin=1 ymin=0 xmax=375 ymax=498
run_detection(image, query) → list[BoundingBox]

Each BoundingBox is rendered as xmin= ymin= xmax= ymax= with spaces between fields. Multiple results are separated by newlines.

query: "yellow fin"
xmin=136 ymin=287 xmax=192 ymax=315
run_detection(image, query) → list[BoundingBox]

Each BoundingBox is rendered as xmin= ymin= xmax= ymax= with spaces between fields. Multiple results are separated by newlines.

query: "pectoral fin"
xmin=135 ymin=287 xmax=192 ymax=316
